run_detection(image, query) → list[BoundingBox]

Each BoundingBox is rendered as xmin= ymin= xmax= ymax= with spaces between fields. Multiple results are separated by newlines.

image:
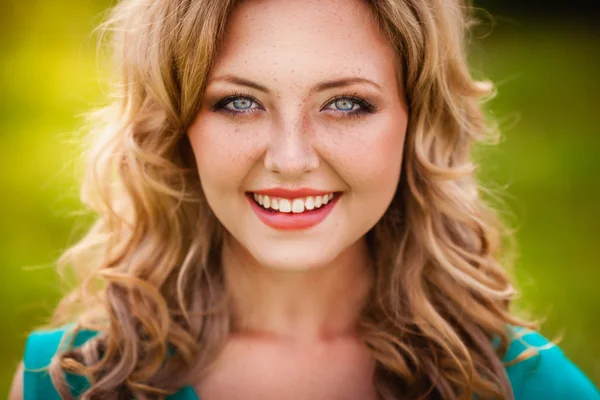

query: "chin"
xmin=248 ymin=240 xmax=344 ymax=272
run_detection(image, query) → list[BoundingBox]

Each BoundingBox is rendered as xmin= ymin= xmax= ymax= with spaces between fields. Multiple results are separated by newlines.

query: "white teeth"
xmin=305 ymin=196 xmax=315 ymax=210
xmin=278 ymin=198 xmax=292 ymax=213
xmin=251 ymin=193 xmax=336 ymax=213
xmin=292 ymin=198 xmax=304 ymax=213
xmin=314 ymin=196 xmax=323 ymax=208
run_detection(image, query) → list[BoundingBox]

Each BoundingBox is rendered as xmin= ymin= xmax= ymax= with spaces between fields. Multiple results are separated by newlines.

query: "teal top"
xmin=22 ymin=325 xmax=599 ymax=399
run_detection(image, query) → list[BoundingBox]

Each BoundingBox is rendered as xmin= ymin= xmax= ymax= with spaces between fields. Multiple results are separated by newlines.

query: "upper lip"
xmin=249 ymin=187 xmax=337 ymax=198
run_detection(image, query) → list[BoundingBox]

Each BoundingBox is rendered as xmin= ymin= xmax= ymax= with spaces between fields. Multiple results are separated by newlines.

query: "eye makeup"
xmin=320 ymin=91 xmax=376 ymax=119
xmin=210 ymin=90 xmax=265 ymax=116
xmin=210 ymin=90 xmax=377 ymax=119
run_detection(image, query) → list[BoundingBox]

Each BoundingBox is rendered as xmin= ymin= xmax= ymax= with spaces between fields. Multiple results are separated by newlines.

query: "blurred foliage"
xmin=0 ymin=0 xmax=598 ymax=394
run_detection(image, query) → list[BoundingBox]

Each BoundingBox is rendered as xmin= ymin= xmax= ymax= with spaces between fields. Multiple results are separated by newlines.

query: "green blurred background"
xmin=1 ymin=0 xmax=598 ymax=393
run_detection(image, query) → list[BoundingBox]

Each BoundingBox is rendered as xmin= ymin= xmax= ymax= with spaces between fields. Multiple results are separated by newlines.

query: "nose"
xmin=263 ymin=115 xmax=319 ymax=179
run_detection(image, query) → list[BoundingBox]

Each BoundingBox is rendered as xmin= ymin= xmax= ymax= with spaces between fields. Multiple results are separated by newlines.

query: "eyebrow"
xmin=209 ymin=75 xmax=271 ymax=93
xmin=314 ymin=77 xmax=382 ymax=92
xmin=208 ymin=75 xmax=382 ymax=94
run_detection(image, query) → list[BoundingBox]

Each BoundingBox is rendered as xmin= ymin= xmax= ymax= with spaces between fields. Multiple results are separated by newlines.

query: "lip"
xmin=250 ymin=187 xmax=335 ymax=198
xmin=246 ymin=192 xmax=341 ymax=231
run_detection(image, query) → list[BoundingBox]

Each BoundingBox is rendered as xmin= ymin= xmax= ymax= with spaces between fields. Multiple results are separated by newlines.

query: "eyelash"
xmin=211 ymin=91 xmax=376 ymax=119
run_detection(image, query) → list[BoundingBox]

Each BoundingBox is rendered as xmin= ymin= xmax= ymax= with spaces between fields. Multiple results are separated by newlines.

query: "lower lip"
xmin=247 ymin=193 xmax=341 ymax=231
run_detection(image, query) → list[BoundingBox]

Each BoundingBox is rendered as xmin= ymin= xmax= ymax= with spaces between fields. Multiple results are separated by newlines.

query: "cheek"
xmin=325 ymin=113 xmax=407 ymax=193
xmin=187 ymin=115 xmax=263 ymax=190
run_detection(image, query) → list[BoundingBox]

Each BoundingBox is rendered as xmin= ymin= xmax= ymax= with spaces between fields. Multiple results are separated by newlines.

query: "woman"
xmin=9 ymin=0 xmax=600 ymax=399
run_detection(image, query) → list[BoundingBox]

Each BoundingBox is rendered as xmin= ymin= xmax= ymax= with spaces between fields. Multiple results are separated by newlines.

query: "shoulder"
xmin=504 ymin=327 xmax=600 ymax=400
xmin=22 ymin=324 xmax=98 ymax=400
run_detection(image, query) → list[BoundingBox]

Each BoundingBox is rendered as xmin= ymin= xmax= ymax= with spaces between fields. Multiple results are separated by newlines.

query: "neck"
xmin=222 ymin=236 xmax=373 ymax=342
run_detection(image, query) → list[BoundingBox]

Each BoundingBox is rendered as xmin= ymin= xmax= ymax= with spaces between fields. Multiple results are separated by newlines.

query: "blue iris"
xmin=232 ymin=98 xmax=253 ymax=110
xmin=334 ymin=99 xmax=355 ymax=111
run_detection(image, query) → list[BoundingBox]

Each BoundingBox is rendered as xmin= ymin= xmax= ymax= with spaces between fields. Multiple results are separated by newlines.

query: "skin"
xmin=8 ymin=362 xmax=23 ymax=400
xmin=186 ymin=0 xmax=408 ymax=398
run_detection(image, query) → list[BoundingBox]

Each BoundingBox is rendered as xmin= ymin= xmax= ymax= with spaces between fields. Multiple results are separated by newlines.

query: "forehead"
xmin=209 ymin=0 xmax=399 ymax=88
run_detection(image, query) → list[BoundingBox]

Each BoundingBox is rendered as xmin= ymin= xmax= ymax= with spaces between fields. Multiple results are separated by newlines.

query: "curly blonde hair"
xmin=46 ymin=0 xmax=533 ymax=398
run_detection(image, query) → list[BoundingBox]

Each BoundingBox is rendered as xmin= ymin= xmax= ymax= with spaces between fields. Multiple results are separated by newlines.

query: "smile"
xmin=252 ymin=192 xmax=335 ymax=213
xmin=246 ymin=191 xmax=341 ymax=230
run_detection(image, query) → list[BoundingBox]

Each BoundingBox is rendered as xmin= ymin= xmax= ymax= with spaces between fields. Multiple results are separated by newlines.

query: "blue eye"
xmin=212 ymin=94 xmax=262 ymax=115
xmin=212 ymin=92 xmax=375 ymax=119
xmin=323 ymin=95 xmax=375 ymax=117
xmin=225 ymin=97 xmax=259 ymax=112
xmin=331 ymin=98 xmax=358 ymax=112
xmin=230 ymin=98 xmax=254 ymax=110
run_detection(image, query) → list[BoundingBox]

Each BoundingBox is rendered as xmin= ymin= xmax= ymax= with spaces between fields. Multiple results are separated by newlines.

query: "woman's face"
xmin=188 ymin=0 xmax=408 ymax=271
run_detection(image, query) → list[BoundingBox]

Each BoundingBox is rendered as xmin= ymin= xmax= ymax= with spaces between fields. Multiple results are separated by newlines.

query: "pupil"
xmin=336 ymin=99 xmax=354 ymax=111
